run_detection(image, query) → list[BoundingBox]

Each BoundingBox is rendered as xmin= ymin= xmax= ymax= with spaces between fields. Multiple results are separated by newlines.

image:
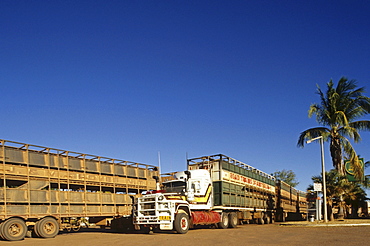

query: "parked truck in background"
xmin=276 ymin=180 xmax=308 ymax=222
xmin=133 ymin=154 xmax=295 ymax=234
xmin=0 ymin=139 xmax=158 ymax=241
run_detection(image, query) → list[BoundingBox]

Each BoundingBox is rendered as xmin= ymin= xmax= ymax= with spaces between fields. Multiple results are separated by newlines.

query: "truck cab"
xmin=169 ymin=170 xmax=213 ymax=210
xmin=133 ymin=169 xmax=214 ymax=234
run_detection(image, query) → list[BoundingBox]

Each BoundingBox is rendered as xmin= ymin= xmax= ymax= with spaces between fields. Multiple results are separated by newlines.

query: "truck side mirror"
xmin=184 ymin=171 xmax=191 ymax=179
xmin=152 ymin=176 xmax=159 ymax=182
xmin=153 ymin=176 xmax=160 ymax=190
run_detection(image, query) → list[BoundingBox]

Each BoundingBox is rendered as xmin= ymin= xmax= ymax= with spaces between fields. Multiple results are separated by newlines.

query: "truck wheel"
xmin=72 ymin=222 xmax=81 ymax=232
xmin=256 ymin=212 xmax=265 ymax=224
xmin=264 ymin=215 xmax=271 ymax=224
xmin=72 ymin=226 xmax=81 ymax=232
xmin=174 ymin=213 xmax=189 ymax=234
xmin=271 ymin=215 xmax=275 ymax=224
xmin=228 ymin=212 xmax=238 ymax=228
xmin=0 ymin=218 xmax=27 ymax=241
xmin=282 ymin=212 xmax=287 ymax=222
xmin=258 ymin=217 xmax=264 ymax=224
xmin=0 ymin=222 xmax=3 ymax=240
xmin=35 ymin=217 xmax=59 ymax=238
xmin=217 ymin=212 xmax=229 ymax=229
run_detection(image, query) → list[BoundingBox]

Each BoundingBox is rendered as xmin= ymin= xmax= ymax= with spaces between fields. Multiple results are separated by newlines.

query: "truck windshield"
xmin=162 ymin=181 xmax=186 ymax=193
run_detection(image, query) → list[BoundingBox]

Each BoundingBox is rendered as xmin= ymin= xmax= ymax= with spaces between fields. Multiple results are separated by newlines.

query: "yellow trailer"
xmin=0 ymin=139 xmax=158 ymax=241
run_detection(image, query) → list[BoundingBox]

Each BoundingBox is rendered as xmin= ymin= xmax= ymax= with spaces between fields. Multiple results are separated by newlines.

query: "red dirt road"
xmin=3 ymin=224 xmax=370 ymax=246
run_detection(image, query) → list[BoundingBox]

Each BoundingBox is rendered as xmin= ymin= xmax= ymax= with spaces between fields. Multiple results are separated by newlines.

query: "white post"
xmin=307 ymin=136 xmax=328 ymax=222
xmin=316 ymin=191 xmax=320 ymax=221
xmin=320 ymin=137 xmax=328 ymax=222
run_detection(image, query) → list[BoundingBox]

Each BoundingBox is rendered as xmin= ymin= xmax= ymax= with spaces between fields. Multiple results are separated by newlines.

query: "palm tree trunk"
xmin=327 ymin=200 xmax=334 ymax=221
xmin=330 ymin=137 xmax=344 ymax=175
xmin=338 ymin=196 xmax=345 ymax=220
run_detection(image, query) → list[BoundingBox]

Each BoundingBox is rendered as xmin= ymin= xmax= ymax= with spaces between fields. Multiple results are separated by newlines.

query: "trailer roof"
xmin=0 ymin=139 xmax=158 ymax=170
xmin=187 ymin=154 xmax=275 ymax=181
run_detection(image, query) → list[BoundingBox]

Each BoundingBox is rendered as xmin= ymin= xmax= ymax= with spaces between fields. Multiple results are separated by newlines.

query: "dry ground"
xmin=3 ymin=223 xmax=370 ymax=246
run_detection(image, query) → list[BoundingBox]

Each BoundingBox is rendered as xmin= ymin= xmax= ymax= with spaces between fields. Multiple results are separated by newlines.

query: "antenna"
xmin=157 ymin=151 xmax=161 ymax=174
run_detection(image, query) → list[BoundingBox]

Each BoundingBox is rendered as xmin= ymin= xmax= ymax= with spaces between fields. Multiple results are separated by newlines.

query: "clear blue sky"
xmin=1 ymin=0 xmax=369 ymax=191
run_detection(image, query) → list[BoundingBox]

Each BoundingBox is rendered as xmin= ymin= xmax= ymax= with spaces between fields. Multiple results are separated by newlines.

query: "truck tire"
xmin=72 ymin=222 xmax=81 ymax=232
xmin=257 ymin=217 xmax=264 ymax=224
xmin=264 ymin=215 xmax=271 ymax=224
xmin=35 ymin=217 xmax=59 ymax=238
xmin=0 ymin=218 xmax=27 ymax=241
xmin=217 ymin=212 xmax=229 ymax=229
xmin=271 ymin=215 xmax=275 ymax=224
xmin=228 ymin=212 xmax=238 ymax=228
xmin=256 ymin=212 xmax=264 ymax=224
xmin=0 ymin=222 xmax=3 ymax=240
xmin=174 ymin=213 xmax=189 ymax=234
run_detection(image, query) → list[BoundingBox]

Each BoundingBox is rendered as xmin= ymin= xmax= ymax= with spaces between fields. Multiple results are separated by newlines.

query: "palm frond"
xmin=349 ymin=120 xmax=370 ymax=131
xmin=334 ymin=111 xmax=349 ymax=127
xmin=338 ymin=126 xmax=361 ymax=143
xmin=358 ymin=96 xmax=370 ymax=113
xmin=297 ymin=127 xmax=329 ymax=147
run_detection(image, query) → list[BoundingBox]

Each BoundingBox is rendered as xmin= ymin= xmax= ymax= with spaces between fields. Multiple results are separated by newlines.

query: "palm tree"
xmin=310 ymin=169 xmax=367 ymax=220
xmin=343 ymin=182 xmax=367 ymax=218
xmin=298 ymin=77 xmax=370 ymax=178
xmin=310 ymin=170 xmax=341 ymax=220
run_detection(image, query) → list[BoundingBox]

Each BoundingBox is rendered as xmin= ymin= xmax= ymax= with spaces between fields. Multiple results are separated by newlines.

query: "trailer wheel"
xmin=257 ymin=213 xmax=265 ymax=224
xmin=264 ymin=215 xmax=271 ymax=224
xmin=72 ymin=223 xmax=81 ymax=232
xmin=0 ymin=218 xmax=27 ymax=241
xmin=217 ymin=212 xmax=229 ymax=229
xmin=271 ymin=215 xmax=275 ymax=224
xmin=174 ymin=213 xmax=189 ymax=234
xmin=281 ymin=212 xmax=287 ymax=222
xmin=228 ymin=212 xmax=238 ymax=228
xmin=35 ymin=217 xmax=59 ymax=238
xmin=0 ymin=222 xmax=3 ymax=240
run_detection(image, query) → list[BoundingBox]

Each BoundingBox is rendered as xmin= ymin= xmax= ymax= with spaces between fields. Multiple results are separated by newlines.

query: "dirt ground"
xmin=3 ymin=223 xmax=370 ymax=246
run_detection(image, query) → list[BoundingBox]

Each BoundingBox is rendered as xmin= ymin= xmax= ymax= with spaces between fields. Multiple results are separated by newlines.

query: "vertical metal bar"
xmin=82 ymin=154 xmax=87 ymax=218
xmin=1 ymin=140 xmax=7 ymax=219
xmin=98 ymin=156 xmax=102 ymax=216
xmin=46 ymin=148 xmax=52 ymax=215
xmin=112 ymin=160 xmax=116 ymax=216
xmin=57 ymin=149 xmax=62 ymax=219
xmin=25 ymin=144 xmax=31 ymax=218
xmin=320 ymin=137 xmax=328 ymax=222
xmin=66 ymin=151 xmax=71 ymax=218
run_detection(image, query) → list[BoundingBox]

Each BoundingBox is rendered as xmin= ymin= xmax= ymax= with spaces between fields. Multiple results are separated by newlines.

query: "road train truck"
xmin=134 ymin=154 xmax=277 ymax=234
